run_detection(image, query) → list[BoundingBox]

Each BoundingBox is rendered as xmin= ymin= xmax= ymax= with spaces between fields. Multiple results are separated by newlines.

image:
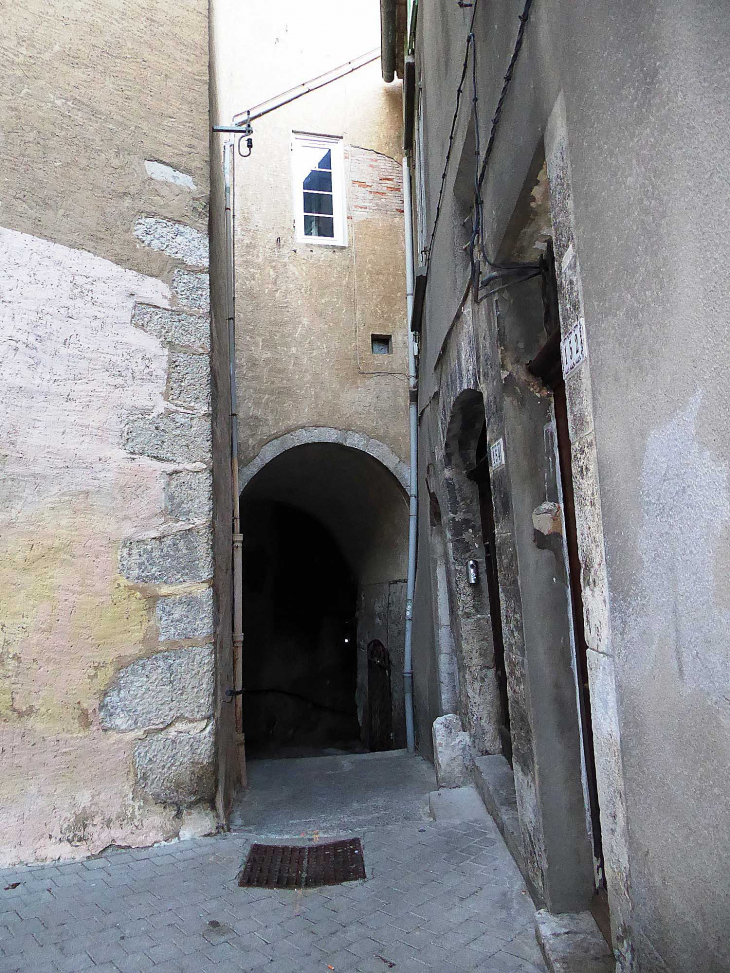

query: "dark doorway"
xmin=467 ymin=423 xmax=512 ymax=764
xmin=241 ymin=501 xmax=361 ymax=758
xmin=366 ymin=640 xmax=393 ymax=751
xmin=530 ymin=243 xmax=609 ymax=942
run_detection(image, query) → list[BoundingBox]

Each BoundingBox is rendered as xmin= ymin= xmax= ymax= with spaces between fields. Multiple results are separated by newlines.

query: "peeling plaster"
xmin=632 ymin=392 xmax=730 ymax=704
xmin=0 ymin=228 xmax=191 ymax=863
xmin=144 ymin=160 xmax=196 ymax=190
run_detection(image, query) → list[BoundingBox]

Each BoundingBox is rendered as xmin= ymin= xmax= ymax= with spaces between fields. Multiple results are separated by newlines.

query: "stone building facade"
xmin=212 ymin=0 xmax=410 ymax=759
xmin=0 ymin=0 xmax=219 ymax=863
xmin=384 ymin=1 xmax=730 ymax=972
xmin=0 ymin=0 xmax=410 ymax=865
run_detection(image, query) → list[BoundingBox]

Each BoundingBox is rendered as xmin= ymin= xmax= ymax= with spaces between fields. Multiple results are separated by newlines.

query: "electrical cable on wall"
xmin=423 ymin=0 xmax=480 ymax=276
xmin=423 ymin=0 xmax=538 ymax=290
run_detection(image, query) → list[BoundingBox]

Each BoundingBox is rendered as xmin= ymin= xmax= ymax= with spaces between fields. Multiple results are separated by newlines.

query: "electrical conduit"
xmin=402 ymin=156 xmax=417 ymax=754
xmin=224 ymin=139 xmax=246 ymax=785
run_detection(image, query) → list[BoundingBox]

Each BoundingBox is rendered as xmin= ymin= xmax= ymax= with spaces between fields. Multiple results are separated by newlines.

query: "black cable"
xmin=423 ymin=0 xmax=480 ymax=273
xmin=423 ymin=0 xmax=536 ymax=285
xmin=469 ymin=18 xmax=481 ymax=290
xmin=476 ymin=0 xmax=535 ymax=263
xmin=479 ymin=269 xmax=541 ymax=299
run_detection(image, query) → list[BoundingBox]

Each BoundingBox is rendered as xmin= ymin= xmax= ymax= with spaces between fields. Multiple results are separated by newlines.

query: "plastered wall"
xmin=412 ymin=0 xmax=730 ymax=968
xmin=211 ymin=0 xmax=409 ymax=471
xmin=0 ymin=0 xmax=215 ymax=864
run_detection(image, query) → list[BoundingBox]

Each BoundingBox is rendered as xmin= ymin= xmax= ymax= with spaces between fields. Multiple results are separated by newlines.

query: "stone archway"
xmin=237 ymin=429 xmax=410 ymax=757
xmin=239 ymin=427 xmax=409 ymax=494
xmin=440 ymin=389 xmax=505 ymax=755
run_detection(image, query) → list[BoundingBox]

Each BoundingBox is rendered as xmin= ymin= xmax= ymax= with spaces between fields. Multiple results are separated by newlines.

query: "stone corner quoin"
xmin=104 ymin=206 xmax=217 ymax=813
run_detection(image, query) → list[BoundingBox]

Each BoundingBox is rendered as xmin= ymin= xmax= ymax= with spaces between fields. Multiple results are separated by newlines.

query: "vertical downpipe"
xmin=225 ymin=139 xmax=246 ymax=785
xmin=402 ymin=157 xmax=417 ymax=754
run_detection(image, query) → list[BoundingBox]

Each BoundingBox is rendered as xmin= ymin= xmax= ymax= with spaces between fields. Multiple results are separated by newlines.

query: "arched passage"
xmin=239 ymin=439 xmax=409 ymax=758
xmin=442 ymin=389 xmax=507 ymax=755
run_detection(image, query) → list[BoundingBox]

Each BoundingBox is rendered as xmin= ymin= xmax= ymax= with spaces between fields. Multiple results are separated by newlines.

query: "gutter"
xmin=381 ymin=0 xmax=398 ymax=82
xmin=223 ymin=141 xmax=246 ymax=786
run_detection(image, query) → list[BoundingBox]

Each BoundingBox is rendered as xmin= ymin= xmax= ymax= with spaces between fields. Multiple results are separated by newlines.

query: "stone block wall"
xmin=110 ymin=241 xmax=217 ymax=816
xmin=0 ymin=0 xmax=215 ymax=864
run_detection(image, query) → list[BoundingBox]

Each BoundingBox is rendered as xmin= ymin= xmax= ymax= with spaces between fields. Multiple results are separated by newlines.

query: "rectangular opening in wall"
xmin=291 ymin=133 xmax=347 ymax=246
xmin=371 ymin=334 xmax=392 ymax=355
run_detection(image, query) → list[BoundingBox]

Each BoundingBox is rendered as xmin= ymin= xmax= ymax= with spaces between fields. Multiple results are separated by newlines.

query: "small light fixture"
xmin=467 ymin=559 xmax=479 ymax=585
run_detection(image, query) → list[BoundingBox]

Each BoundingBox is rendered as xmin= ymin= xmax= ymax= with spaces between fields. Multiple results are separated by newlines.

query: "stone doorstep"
xmin=535 ymin=909 xmax=615 ymax=973
xmin=468 ymin=754 xmax=616 ymax=973
xmin=428 ymin=785 xmax=491 ymax=824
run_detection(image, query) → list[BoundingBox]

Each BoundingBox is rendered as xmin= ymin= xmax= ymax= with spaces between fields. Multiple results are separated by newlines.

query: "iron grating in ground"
xmin=239 ymin=839 xmax=366 ymax=889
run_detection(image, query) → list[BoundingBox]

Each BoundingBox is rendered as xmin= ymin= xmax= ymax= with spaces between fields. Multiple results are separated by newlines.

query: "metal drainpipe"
xmin=224 ymin=139 xmax=246 ymax=785
xmin=402 ymin=156 xmax=417 ymax=754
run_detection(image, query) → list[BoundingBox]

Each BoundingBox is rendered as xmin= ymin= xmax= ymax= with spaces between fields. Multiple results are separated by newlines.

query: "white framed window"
xmin=291 ymin=133 xmax=347 ymax=246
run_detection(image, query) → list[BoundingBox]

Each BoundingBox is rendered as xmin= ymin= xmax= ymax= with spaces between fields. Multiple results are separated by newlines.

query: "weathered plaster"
xmin=2 ymin=0 xmax=216 ymax=865
xmin=0 ymin=228 xmax=212 ymax=863
xmin=546 ymin=99 xmax=634 ymax=957
xmin=218 ymin=6 xmax=408 ymax=470
xmin=145 ymin=161 xmax=197 ymax=190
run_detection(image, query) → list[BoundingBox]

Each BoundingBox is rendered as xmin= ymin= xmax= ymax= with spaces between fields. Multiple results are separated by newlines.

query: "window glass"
xmin=303 ymin=170 xmax=332 ymax=193
xmin=304 ymin=215 xmax=335 ymax=237
xmin=303 ymin=192 xmax=333 ymax=216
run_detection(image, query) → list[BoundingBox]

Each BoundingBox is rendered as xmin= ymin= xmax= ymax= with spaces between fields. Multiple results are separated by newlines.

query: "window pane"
xmin=303 ymin=192 xmax=333 ymax=216
xmin=316 ymin=149 xmax=332 ymax=170
xmin=301 ymin=145 xmax=325 ymax=170
xmin=304 ymin=215 xmax=335 ymax=238
xmin=303 ymin=169 xmax=332 ymax=192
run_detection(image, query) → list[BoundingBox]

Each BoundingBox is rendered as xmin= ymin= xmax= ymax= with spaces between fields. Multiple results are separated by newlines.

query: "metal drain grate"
xmin=239 ymin=838 xmax=366 ymax=889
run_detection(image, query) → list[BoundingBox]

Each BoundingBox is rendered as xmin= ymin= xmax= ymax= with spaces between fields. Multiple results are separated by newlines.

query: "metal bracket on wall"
xmin=213 ymin=120 xmax=254 ymax=158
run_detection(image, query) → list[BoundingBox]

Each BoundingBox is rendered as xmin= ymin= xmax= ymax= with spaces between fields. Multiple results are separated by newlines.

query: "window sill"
xmin=296 ymin=236 xmax=349 ymax=249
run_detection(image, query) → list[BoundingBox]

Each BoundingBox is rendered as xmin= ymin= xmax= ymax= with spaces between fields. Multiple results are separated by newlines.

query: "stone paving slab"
xmin=0 ymin=816 xmax=546 ymax=973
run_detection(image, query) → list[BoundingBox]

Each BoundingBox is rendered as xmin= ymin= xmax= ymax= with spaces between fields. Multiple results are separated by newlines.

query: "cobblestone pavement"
xmin=0 ymin=757 xmax=545 ymax=973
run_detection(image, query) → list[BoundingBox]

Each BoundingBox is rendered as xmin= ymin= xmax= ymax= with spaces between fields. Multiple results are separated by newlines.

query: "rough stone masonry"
xmin=0 ymin=0 xmax=215 ymax=865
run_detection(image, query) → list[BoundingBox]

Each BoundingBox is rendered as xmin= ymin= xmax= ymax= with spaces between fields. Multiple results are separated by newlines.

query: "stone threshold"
xmin=469 ymin=755 xmax=615 ymax=973
xmin=535 ymin=909 xmax=615 ymax=973
xmin=470 ymin=754 xmax=542 ymax=899
xmin=429 ymin=784 xmax=491 ymax=823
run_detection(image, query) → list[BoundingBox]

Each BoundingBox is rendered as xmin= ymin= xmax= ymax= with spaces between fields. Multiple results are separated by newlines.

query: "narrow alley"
xmin=0 ymin=753 xmax=544 ymax=973
xmin=3 ymin=1 xmax=729 ymax=972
